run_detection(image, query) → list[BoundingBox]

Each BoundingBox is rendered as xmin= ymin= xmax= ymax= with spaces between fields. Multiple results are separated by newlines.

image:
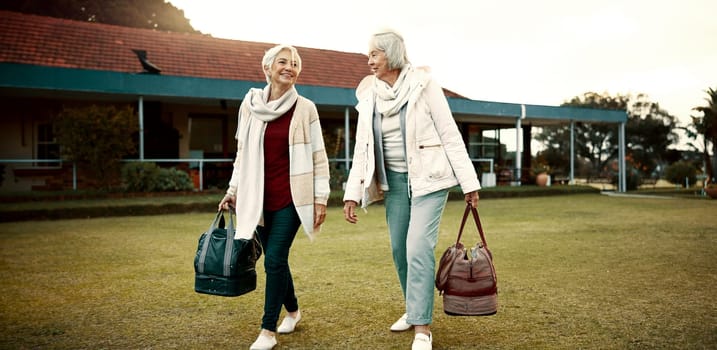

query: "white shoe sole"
xmin=277 ymin=310 xmax=301 ymax=334
xmin=390 ymin=313 xmax=412 ymax=332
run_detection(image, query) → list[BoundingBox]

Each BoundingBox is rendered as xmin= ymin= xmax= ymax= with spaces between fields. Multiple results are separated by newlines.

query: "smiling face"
xmin=265 ymin=48 xmax=300 ymax=89
xmin=368 ymin=48 xmax=399 ymax=85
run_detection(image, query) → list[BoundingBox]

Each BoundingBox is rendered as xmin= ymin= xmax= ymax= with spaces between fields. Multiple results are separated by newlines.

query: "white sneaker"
xmin=249 ymin=333 xmax=277 ymax=350
xmin=390 ymin=313 xmax=412 ymax=332
xmin=277 ymin=310 xmax=301 ymax=334
xmin=411 ymin=332 xmax=432 ymax=350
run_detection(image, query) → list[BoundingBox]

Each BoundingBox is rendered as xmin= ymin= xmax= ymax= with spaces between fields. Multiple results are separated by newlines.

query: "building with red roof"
xmin=0 ymin=10 xmax=627 ymax=192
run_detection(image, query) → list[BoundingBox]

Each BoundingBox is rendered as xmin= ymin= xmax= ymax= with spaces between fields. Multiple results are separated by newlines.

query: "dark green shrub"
xmin=664 ymin=161 xmax=697 ymax=187
xmin=329 ymin=165 xmax=347 ymax=191
xmin=121 ymin=162 xmax=161 ymax=192
xmin=53 ymin=105 xmax=138 ymax=189
xmin=611 ymin=166 xmax=642 ymax=191
xmin=155 ymin=167 xmax=194 ymax=191
xmin=121 ymin=162 xmax=193 ymax=192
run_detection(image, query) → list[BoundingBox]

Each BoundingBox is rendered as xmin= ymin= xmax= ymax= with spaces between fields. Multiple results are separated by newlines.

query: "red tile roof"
xmin=0 ymin=10 xmax=464 ymax=98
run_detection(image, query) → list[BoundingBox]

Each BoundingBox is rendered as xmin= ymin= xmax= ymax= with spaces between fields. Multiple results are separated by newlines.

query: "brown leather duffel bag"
xmin=435 ymin=204 xmax=497 ymax=316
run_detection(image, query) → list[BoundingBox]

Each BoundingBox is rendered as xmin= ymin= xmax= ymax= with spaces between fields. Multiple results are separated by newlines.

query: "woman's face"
xmin=368 ymin=48 xmax=392 ymax=81
xmin=266 ymin=49 xmax=300 ymax=88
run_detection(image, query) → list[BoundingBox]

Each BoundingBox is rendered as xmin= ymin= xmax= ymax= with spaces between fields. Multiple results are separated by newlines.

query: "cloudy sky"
xmin=170 ymin=0 xmax=716 ymax=145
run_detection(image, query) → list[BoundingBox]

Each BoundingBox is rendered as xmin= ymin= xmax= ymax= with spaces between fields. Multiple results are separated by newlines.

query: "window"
xmin=188 ymin=115 xmax=226 ymax=158
xmin=36 ymin=123 xmax=60 ymax=167
xmin=467 ymin=125 xmax=500 ymax=159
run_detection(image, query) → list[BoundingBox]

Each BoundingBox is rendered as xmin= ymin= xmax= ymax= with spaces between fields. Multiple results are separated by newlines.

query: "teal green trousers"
xmin=384 ymin=170 xmax=448 ymax=325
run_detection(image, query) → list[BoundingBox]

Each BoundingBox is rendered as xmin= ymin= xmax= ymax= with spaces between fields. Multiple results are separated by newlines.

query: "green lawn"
xmin=0 ymin=194 xmax=715 ymax=349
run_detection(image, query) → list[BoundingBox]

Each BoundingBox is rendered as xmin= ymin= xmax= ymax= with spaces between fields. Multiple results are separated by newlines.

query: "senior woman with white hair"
xmin=219 ymin=44 xmax=330 ymax=350
xmin=342 ymin=30 xmax=480 ymax=350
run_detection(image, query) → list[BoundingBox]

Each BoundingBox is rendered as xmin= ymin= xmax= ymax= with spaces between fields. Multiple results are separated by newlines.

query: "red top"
xmin=263 ymin=103 xmax=296 ymax=211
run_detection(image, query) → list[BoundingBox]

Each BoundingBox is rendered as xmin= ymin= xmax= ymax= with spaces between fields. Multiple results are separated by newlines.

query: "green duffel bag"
xmin=194 ymin=210 xmax=262 ymax=297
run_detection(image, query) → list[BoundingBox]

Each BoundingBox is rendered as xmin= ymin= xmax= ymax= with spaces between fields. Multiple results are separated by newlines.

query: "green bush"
xmin=611 ymin=166 xmax=642 ymax=191
xmin=121 ymin=162 xmax=193 ymax=192
xmin=329 ymin=164 xmax=347 ymax=191
xmin=122 ymin=162 xmax=161 ymax=192
xmin=155 ymin=167 xmax=194 ymax=192
xmin=53 ymin=105 xmax=138 ymax=189
xmin=664 ymin=161 xmax=697 ymax=187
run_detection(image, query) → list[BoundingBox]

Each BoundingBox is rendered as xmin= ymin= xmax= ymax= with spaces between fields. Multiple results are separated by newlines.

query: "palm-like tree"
xmin=689 ymin=87 xmax=717 ymax=183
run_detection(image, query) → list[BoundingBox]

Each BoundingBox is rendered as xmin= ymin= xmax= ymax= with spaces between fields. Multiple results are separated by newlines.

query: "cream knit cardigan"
xmin=226 ymin=95 xmax=330 ymax=241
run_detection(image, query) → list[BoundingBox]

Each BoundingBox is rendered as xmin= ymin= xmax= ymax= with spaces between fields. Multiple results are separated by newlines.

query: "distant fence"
xmin=3 ymin=157 xmax=500 ymax=191
xmin=0 ymin=158 xmax=233 ymax=191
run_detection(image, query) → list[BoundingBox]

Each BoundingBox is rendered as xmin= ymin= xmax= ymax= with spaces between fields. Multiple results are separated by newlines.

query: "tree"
xmin=536 ymin=92 xmax=677 ymax=181
xmin=53 ymin=105 xmax=138 ymax=189
xmin=685 ymin=87 xmax=717 ymax=183
xmin=623 ymin=95 xmax=678 ymax=179
xmin=536 ymin=92 xmax=628 ymax=179
xmin=664 ymin=161 xmax=697 ymax=187
xmin=0 ymin=0 xmax=198 ymax=33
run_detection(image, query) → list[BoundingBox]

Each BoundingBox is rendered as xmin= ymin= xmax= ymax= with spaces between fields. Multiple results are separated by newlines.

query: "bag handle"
xmin=222 ymin=209 xmax=236 ymax=276
xmin=456 ymin=203 xmax=489 ymax=250
xmin=197 ymin=209 xmax=236 ymax=276
xmin=197 ymin=210 xmax=229 ymax=274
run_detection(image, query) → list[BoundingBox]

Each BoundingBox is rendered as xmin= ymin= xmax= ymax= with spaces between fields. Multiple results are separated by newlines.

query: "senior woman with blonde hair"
xmin=343 ymin=30 xmax=480 ymax=350
xmin=219 ymin=44 xmax=330 ymax=350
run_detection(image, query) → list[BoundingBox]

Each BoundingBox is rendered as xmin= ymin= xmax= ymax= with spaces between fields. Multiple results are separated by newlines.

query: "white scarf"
xmin=247 ymin=85 xmax=299 ymax=122
xmin=234 ymin=85 xmax=298 ymax=239
xmin=373 ymin=64 xmax=412 ymax=116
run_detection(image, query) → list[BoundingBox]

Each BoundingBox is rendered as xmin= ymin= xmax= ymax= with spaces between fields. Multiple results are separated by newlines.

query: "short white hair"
xmin=369 ymin=29 xmax=409 ymax=70
xmin=262 ymin=44 xmax=302 ymax=84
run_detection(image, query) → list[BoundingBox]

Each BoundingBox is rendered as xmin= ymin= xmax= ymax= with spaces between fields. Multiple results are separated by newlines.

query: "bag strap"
xmin=456 ymin=203 xmax=489 ymax=249
xmin=223 ymin=210 xmax=235 ymax=276
xmin=197 ymin=210 xmax=226 ymax=274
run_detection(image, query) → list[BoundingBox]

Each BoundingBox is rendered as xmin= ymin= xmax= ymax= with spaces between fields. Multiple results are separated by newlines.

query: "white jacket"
xmin=343 ymin=67 xmax=481 ymax=208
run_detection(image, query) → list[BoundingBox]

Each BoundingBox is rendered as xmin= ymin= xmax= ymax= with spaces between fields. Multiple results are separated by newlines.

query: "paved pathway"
xmin=600 ymin=191 xmax=674 ymax=199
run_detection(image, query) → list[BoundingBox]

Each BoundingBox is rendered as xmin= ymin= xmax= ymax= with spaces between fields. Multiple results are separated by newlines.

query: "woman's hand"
xmin=218 ymin=194 xmax=235 ymax=211
xmin=314 ymin=203 xmax=327 ymax=229
xmin=343 ymin=200 xmax=359 ymax=224
xmin=465 ymin=191 xmax=479 ymax=208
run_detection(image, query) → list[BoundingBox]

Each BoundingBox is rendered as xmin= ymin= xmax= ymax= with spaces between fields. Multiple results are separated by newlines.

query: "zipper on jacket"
xmin=419 ymin=144 xmax=442 ymax=149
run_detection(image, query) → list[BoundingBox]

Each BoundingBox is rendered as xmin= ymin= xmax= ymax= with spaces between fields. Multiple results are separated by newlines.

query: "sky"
xmin=169 ymin=0 xmax=716 ymax=149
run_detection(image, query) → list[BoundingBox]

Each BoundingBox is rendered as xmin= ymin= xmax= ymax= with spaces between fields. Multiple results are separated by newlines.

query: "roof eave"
xmin=0 ymin=63 xmax=627 ymax=124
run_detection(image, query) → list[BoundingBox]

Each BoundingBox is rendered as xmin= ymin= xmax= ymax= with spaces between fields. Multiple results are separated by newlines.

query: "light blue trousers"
xmin=384 ymin=170 xmax=448 ymax=325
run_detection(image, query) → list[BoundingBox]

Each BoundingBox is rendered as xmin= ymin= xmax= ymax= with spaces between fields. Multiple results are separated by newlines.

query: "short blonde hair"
xmin=369 ymin=29 xmax=409 ymax=70
xmin=262 ymin=44 xmax=302 ymax=83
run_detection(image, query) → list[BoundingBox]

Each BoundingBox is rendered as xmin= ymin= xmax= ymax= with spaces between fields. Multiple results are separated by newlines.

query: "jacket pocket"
xmin=418 ymin=143 xmax=451 ymax=179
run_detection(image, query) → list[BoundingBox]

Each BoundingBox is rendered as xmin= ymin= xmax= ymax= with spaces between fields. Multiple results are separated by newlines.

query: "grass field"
xmin=0 ymin=194 xmax=715 ymax=349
